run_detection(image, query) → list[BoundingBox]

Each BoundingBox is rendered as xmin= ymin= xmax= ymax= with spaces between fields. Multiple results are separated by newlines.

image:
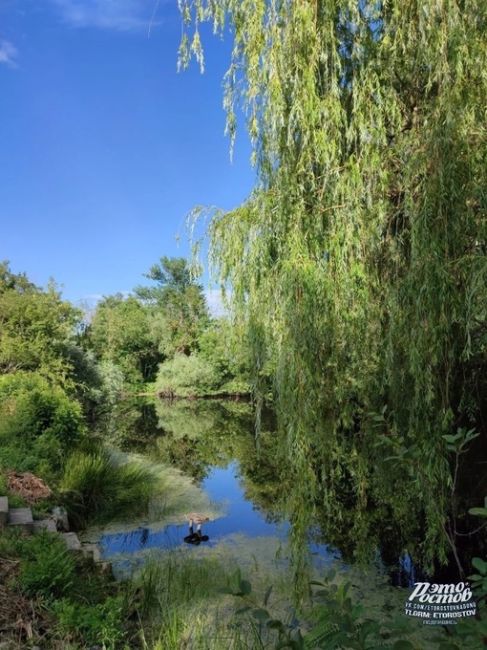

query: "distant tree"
xmin=88 ymin=294 xmax=159 ymax=384
xmin=0 ymin=260 xmax=37 ymax=294
xmin=135 ymin=256 xmax=192 ymax=301
xmin=0 ymin=262 xmax=81 ymax=384
xmin=136 ymin=257 xmax=209 ymax=358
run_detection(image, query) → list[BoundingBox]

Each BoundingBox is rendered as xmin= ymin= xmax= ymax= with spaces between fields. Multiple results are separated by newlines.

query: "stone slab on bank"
xmin=61 ymin=532 xmax=82 ymax=551
xmin=33 ymin=518 xmax=57 ymax=533
xmin=0 ymin=497 xmax=8 ymax=526
xmin=8 ymin=507 xmax=34 ymax=533
xmin=82 ymin=542 xmax=102 ymax=563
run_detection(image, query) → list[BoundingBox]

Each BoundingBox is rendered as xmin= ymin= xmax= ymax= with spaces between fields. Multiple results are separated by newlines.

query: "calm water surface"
xmin=93 ymin=397 xmax=472 ymax=587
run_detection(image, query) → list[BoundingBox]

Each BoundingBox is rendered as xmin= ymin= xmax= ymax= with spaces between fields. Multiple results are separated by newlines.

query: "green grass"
xmin=52 ymin=595 xmax=126 ymax=650
xmin=131 ymin=549 xmax=295 ymax=650
xmin=0 ymin=470 xmax=27 ymax=508
xmin=18 ymin=531 xmax=76 ymax=599
xmin=59 ymin=448 xmax=159 ymax=528
xmin=0 ymin=526 xmax=24 ymax=558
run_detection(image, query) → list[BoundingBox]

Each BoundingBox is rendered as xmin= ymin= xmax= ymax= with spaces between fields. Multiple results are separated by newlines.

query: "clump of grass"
xmin=134 ymin=552 xmax=236 ymax=649
xmin=133 ymin=551 xmax=286 ymax=650
xmin=0 ymin=526 xmax=24 ymax=558
xmin=60 ymin=448 xmax=158 ymax=528
xmin=52 ymin=595 xmax=126 ymax=650
xmin=18 ymin=531 xmax=76 ymax=599
xmin=135 ymin=552 xmax=231 ymax=617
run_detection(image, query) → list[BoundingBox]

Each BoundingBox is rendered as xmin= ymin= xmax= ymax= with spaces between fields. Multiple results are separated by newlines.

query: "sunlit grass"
xmin=133 ymin=546 xmax=294 ymax=649
xmin=59 ymin=448 xmax=158 ymax=528
xmin=82 ymin=450 xmax=223 ymax=541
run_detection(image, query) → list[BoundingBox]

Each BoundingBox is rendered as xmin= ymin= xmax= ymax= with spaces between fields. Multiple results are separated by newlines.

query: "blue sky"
xmin=0 ymin=0 xmax=254 ymax=308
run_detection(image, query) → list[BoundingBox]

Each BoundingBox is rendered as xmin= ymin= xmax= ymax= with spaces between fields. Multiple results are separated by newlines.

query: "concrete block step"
xmin=81 ymin=543 xmax=102 ymax=563
xmin=8 ymin=507 xmax=34 ymax=533
xmin=33 ymin=518 xmax=57 ymax=533
xmin=0 ymin=497 xmax=8 ymax=527
xmin=61 ymin=532 xmax=82 ymax=551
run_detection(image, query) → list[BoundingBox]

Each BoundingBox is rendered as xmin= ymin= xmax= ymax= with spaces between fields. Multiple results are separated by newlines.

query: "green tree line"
xmin=0 ymin=256 xmax=250 ymax=483
xmin=86 ymin=255 xmax=251 ymax=397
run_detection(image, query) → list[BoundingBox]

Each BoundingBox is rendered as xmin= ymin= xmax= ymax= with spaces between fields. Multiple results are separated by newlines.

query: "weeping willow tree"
xmin=179 ymin=0 xmax=487 ymax=577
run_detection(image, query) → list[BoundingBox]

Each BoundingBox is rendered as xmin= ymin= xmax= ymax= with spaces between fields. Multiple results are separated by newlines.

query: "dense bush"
xmin=97 ymin=359 xmax=125 ymax=406
xmin=155 ymin=353 xmax=220 ymax=397
xmin=0 ymin=372 xmax=85 ymax=443
xmin=0 ymin=266 xmax=81 ymax=380
xmin=153 ymin=318 xmax=251 ymax=397
xmin=0 ymin=372 xmax=85 ymax=479
xmin=60 ymin=448 xmax=158 ymax=527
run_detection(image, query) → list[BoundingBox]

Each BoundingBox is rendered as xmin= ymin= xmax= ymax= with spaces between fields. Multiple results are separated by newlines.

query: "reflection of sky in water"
xmin=99 ymin=462 xmax=338 ymax=567
xmin=202 ymin=462 xmax=289 ymax=540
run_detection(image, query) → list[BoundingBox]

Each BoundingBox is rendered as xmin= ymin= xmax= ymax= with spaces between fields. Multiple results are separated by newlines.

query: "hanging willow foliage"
xmin=180 ymin=0 xmax=487 ymax=573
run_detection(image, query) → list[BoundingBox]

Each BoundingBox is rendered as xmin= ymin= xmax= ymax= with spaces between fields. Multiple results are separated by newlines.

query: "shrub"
xmin=155 ymin=353 xmax=220 ymax=397
xmin=0 ymin=372 xmax=85 ymax=445
xmin=60 ymin=448 xmax=157 ymax=528
xmin=97 ymin=359 xmax=125 ymax=407
xmin=0 ymin=372 xmax=85 ymax=481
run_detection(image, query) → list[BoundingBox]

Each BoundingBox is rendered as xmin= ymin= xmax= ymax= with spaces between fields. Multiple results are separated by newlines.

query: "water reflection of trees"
xmin=108 ymin=398 xmax=487 ymax=584
xmin=153 ymin=399 xmax=290 ymax=523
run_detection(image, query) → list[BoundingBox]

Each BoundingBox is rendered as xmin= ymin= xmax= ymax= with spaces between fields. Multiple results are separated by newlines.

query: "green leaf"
xmin=468 ymin=507 xmax=487 ymax=518
xmin=442 ymin=434 xmax=461 ymax=443
xmin=471 ymin=557 xmax=487 ymax=574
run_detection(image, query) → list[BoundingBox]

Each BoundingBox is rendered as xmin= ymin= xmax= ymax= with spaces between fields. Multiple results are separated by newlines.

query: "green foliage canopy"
xmin=88 ymin=294 xmax=160 ymax=384
xmin=136 ymin=256 xmax=209 ymax=358
xmin=0 ymin=371 xmax=85 ymax=479
xmin=0 ymin=262 xmax=82 ymax=384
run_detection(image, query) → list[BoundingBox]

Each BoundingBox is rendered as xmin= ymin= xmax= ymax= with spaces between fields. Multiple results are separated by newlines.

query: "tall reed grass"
xmin=60 ymin=448 xmax=158 ymax=528
xmin=134 ymin=552 xmax=276 ymax=649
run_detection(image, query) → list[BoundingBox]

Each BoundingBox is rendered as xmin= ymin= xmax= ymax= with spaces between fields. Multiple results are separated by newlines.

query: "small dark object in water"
xmin=184 ymin=518 xmax=209 ymax=545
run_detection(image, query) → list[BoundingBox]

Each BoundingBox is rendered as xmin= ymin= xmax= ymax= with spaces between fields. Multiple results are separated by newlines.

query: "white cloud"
xmin=50 ymin=0 xmax=162 ymax=31
xmin=0 ymin=40 xmax=18 ymax=67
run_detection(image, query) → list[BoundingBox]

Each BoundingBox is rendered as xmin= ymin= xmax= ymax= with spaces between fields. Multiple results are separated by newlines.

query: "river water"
xmin=78 ymin=397 xmax=487 ymax=648
xmin=85 ymin=399 xmax=393 ymax=586
xmin=87 ymin=397 xmax=482 ymax=590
